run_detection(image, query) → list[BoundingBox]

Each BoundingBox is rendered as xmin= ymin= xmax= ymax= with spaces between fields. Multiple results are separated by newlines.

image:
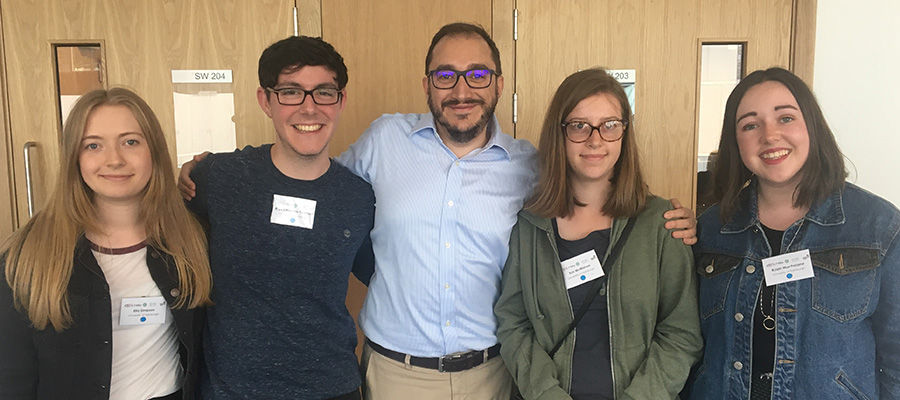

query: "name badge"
xmin=120 ymin=296 xmax=168 ymax=326
xmin=560 ymin=249 xmax=605 ymax=289
xmin=270 ymin=194 xmax=316 ymax=229
xmin=762 ymin=249 xmax=815 ymax=286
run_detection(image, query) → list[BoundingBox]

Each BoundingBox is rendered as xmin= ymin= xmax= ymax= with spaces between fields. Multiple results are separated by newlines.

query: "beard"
xmin=428 ymin=87 xmax=499 ymax=144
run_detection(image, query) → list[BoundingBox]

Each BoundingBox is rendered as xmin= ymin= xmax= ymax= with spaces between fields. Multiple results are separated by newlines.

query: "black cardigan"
xmin=0 ymin=237 xmax=204 ymax=400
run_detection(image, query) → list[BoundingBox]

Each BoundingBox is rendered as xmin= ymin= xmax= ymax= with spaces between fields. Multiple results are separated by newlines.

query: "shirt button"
xmin=734 ymin=313 xmax=744 ymax=322
xmin=444 ymin=283 xmax=450 ymax=289
xmin=103 ymin=340 xmax=110 ymax=344
xmin=448 ymin=200 xmax=454 ymax=207
xmin=445 ymin=242 xmax=451 ymax=248
xmin=455 ymin=161 xmax=460 ymax=166
xmin=734 ymin=361 xmax=743 ymax=370
xmin=445 ymin=321 xmax=451 ymax=326
xmin=170 ymin=288 xmax=180 ymax=297
xmin=705 ymin=265 xmax=714 ymax=274
xmin=746 ymin=265 xmax=756 ymax=274
xmin=344 ymin=229 xmax=351 ymax=238
xmin=537 ymin=314 xmax=545 ymax=320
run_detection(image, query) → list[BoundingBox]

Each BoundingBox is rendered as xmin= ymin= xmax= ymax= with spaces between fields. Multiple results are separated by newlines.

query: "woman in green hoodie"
xmin=494 ymin=68 xmax=703 ymax=400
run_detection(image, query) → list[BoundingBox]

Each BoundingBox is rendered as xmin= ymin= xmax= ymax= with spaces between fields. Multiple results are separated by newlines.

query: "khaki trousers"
xmin=361 ymin=342 xmax=514 ymax=400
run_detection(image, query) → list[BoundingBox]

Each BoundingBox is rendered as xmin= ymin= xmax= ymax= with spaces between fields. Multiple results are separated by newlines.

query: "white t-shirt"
xmin=91 ymin=242 xmax=182 ymax=400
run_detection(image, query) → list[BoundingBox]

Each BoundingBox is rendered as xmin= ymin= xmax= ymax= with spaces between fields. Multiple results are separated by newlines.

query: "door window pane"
xmin=55 ymin=44 xmax=104 ymax=125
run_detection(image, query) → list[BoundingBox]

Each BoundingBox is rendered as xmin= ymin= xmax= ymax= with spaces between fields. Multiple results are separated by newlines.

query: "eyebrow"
xmin=432 ymin=63 xmax=492 ymax=71
xmin=81 ymin=131 xmax=144 ymax=141
xmin=274 ymin=82 xmax=339 ymax=90
xmin=774 ymin=104 xmax=799 ymax=112
xmin=736 ymin=104 xmax=799 ymax=124
xmin=736 ymin=112 xmax=756 ymax=123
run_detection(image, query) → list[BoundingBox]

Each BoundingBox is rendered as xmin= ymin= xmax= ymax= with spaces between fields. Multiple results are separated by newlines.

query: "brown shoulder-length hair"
xmin=526 ymin=68 xmax=648 ymax=219
xmin=712 ymin=67 xmax=846 ymax=221
xmin=3 ymin=87 xmax=212 ymax=332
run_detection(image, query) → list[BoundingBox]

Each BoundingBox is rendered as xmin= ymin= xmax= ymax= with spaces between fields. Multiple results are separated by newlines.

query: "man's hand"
xmin=664 ymin=198 xmax=698 ymax=245
xmin=178 ymin=151 xmax=210 ymax=201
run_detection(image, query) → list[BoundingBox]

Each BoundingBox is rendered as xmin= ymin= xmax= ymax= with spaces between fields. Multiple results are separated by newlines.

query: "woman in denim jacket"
xmin=690 ymin=67 xmax=900 ymax=399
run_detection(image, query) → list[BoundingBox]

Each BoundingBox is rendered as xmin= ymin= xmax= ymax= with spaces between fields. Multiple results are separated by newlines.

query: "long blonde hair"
xmin=3 ymin=87 xmax=212 ymax=332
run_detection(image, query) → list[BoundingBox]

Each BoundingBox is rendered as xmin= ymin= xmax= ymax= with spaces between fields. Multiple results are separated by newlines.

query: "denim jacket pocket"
xmin=811 ymin=247 xmax=880 ymax=322
xmin=696 ymin=253 xmax=741 ymax=319
xmin=834 ymin=371 xmax=872 ymax=400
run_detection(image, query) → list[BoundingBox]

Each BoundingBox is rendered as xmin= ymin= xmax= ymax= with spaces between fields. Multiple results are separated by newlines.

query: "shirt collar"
xmin=722 ymin=181 xmax=846 ymax=233
xmin=410 ymin=112 xmax=512 ymax=160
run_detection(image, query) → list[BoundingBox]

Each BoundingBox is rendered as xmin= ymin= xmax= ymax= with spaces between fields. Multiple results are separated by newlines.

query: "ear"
xmin=496 ymin=75 xmax=504 ymax=97
xmin=338 ymin=89 xmax=348 ymax=112
xmin=422 ymin=75 xmax=430 ymax=95
xmin=257 ymin=87 xmax=273 ymax=118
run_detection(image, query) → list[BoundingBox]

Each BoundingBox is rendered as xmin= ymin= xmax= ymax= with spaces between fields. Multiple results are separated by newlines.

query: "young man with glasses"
xmin=185 ymin=36 xmax=374 ymax=400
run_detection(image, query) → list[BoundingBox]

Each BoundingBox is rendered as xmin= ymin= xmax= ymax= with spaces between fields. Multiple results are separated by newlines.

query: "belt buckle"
xmin=438 ymin=352 xmax=464 ymax=373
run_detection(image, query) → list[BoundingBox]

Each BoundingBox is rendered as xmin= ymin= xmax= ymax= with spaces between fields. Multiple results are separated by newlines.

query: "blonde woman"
xmin=0 ymin=88 xmax=212 ymax=400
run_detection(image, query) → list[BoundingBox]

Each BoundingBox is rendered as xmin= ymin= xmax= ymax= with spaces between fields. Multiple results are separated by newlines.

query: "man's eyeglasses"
xmin=266 ymin=87 xmax=343 ymax=106
xmin=427 ymin=69 xmax=497 ymax=89
xmin=562 ymin=120 xmax=627 ymax=143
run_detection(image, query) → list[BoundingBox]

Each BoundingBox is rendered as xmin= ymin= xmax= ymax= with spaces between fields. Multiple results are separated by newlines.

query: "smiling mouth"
xmin=100 ymin=174 xmax=133 ymax=181
xmin=760 ymin=149 xmax=790 ymax=160
xmin=293 ymin=124 xmax=323 ymax=132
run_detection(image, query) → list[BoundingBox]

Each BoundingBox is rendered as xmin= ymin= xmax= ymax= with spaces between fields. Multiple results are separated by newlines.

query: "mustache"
xmin=441 ymin=98 xmax=485 ymax=108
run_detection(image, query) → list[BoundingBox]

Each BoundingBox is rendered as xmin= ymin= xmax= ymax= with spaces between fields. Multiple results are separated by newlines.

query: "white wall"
xmin=814 ymin=1 xmax=900 ymax=207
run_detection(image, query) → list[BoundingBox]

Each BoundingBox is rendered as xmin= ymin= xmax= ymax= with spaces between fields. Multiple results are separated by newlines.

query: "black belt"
xmin=366 ymin=338 xmax=501 ymax=373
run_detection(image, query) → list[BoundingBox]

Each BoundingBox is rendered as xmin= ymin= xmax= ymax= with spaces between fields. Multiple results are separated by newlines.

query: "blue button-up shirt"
xmin=689 ymin=182 xmax=900 ymax=399
xmin=336 ymin=113 xmax=538 ymax=357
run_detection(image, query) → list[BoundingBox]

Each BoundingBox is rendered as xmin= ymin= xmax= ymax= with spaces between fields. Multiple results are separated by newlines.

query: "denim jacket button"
xmin=746 ymin=265 xmax=756 ymax=274
xmin=705 ymin=265 xmax=714 ymax=274
xmin=733 ymin=361 xmax=744 ymax=370
xmin=170 ymin=288 xmax=180 ymax=297
xmin=734 ymin=313 xmax=744 ymax=322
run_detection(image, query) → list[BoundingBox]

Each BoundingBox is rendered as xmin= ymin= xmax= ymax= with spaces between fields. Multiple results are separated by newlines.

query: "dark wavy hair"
xmin=258 ymin=36 xmax=348 ymax=91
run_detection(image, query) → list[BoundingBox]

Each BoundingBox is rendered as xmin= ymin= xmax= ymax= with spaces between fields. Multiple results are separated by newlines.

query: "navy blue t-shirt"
xmin=188 ymin=145 xmax=374 ymax=399
xmin=553 ymin=220 xmax=614 ymax=400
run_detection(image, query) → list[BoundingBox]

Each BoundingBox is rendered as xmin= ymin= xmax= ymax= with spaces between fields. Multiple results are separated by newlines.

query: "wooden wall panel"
xmin=791 ymin=0 xmax=817 ymax=85
xmin=296 ymin=0 xmax=323 ymax=37
xmin=516 ymin=0 xmax=794 ymax=204
xmin=0 ymin=6 xmax=15 ymax=243
xmin=321 ymin=0 xmax=494 ymax=157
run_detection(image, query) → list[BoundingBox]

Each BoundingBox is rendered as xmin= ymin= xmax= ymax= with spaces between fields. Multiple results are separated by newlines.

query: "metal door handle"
xmin=23 ymin=141 xmax=37 ymax=217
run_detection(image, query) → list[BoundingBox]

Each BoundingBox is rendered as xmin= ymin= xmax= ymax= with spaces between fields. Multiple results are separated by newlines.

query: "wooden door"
xmin=0 ymin=12 xmax=14 ymax=242
xmin=515 ymin=0 xmax=795 ymax=204
xmin=318 ymin=0 xmax=510 ymax=157
xmin=1 ymin=0 xmax=294 ymax=236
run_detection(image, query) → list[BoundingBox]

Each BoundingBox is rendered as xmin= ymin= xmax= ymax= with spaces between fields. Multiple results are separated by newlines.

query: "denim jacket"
xmin=689 ymin=182 xmax=900 ymax=400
